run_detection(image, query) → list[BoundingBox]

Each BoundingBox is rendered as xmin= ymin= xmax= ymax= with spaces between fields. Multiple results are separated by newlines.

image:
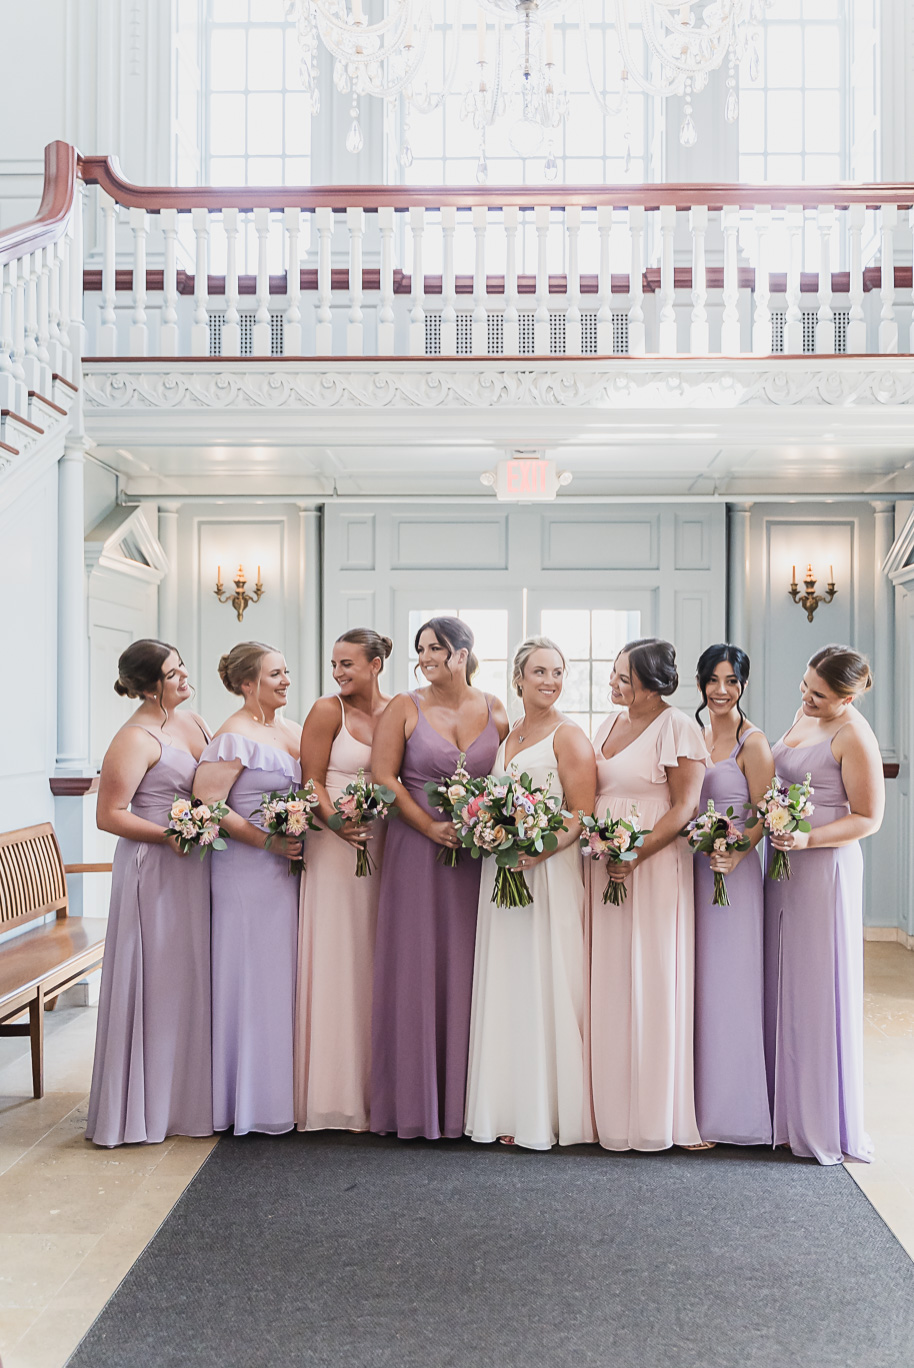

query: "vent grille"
xmin=582 ymin=311 xmax=599 ymax=355
xmin=487 ymin=313 xmax=504 ymax=355
xmin=456 ymin=313 xmax=472 ymax=355
xmin=550 ymin=313 xmax=566 ymax=355
xmin=518 ymin=313 xmax=535 ymax=355
xmin=425 ymin=314 xmax=441 ymax=356
xmin=208 ymin=311 xmax=284 ymax=357
xmin=834 ymin=308 xmax=849 ymax=355
xmin=802 ymin=309 xmax=817 ymax=354
xmin=612 ymin=312 xmax=629 ymax=355
xmin=771 ymin=311 xmax=785 ymax=354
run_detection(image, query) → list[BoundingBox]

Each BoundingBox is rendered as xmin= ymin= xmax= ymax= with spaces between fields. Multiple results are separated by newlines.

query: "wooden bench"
xmin=0 ymin=822 xmax=109 ymax=1098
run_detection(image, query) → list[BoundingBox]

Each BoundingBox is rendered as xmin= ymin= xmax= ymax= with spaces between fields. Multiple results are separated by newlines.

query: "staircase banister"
xmin=74 ymin=159 xmax=914 ymax=213
xmin=0 ymin=141 xmax=78 ymax=267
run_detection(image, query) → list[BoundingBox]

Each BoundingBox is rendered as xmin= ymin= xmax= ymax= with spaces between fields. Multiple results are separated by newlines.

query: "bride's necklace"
xmin=516 ymin=713 xmax=549 ymax=743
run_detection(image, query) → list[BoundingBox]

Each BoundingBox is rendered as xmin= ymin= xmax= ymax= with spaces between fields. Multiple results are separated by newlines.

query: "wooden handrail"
xmin=78 ymin=153 xmax=914 ymax=213
xmin=0 ymin=141 xmax=78 ymax=267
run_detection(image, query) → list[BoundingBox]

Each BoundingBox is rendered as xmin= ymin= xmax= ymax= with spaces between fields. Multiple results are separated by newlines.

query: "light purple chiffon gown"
xmin=204 ymin=734 xmax=301 ymax=1136
xmin=86 ymin=730 xmax=213 ymax=1147
xmin=693 ymin=728 xmax=771 ymax=1146
xmin=370 ymin=693 xmax=499 ymax=1140
xmin=764 ymin=730 xmax=872 ymax=1165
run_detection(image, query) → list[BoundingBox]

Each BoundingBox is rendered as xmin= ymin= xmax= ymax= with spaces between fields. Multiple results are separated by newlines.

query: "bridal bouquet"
xmin=327 ymin=768 xmax=398 ymax=877
xmin=683 ymin=799 xmax=751 ymax=907
xmin=579 ymin=805 xmax=650 ymax=905
xmin=253 ymin=781 xmax=320 ymax=877
xmin=459 ymin=769 xmax=570 ymax=908
xmin=166 ymin=796 xmax=230 ymax=860
xmin=424 ymin=753 xmax=484 ymax=867
xmin=745 ymin=773 xmax=814 ymax=882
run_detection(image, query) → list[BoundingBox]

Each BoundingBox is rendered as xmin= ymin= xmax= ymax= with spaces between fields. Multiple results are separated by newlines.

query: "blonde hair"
xmin=511 ymin=636 xmax=567 ymax=698
xmin=217 ymin=641 xmax=280 ymax=697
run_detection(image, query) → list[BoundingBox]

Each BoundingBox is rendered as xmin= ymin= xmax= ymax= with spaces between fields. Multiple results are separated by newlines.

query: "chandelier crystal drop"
xmin=289 ymin=0 xmax=771 ymax=178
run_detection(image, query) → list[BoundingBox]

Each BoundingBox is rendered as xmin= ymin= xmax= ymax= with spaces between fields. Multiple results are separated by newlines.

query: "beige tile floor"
xmin=0 ymin=944 xmax=911 ymax=1368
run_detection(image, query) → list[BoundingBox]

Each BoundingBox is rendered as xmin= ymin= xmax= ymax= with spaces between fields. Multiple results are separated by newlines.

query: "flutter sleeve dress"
xmin=588 ymin=706 xmax=708 ymax=1151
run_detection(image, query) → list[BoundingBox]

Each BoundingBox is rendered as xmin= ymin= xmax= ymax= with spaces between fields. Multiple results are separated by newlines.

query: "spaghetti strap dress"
xmin=86 ymin=730 xmax=213 ymax=1147
xmin=465 ymin=725 xmax=593 ymax=1150
xmin=295 ymin=695 xmax=386 ymax=1132
xmin=693 ymin=728 xmax=771 ymax=1146
xmin=588 ymin=706 xmax=708 ymax=1151
xmin=370 ymin=691 xmax=499 ymax=1140
xmin=764 ymin=729 xmax=872 ymax=1165
xmin=203 ymin=733 xmax=301 ymax=1136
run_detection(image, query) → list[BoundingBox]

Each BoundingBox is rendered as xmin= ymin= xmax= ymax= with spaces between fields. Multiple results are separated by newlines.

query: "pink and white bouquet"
xmin=683 ymin=799 xmax=751 ymax=907
xmin=424 ymin=753 xmax=485 ymax=868
xmin=745 ymin=773 xmax=814 ymax=882
xmin=459 ymin=768 xmax=570 ymax=908
xmin=327 ymin=768 xmax=399 ymax=878
xmin=579 ymin=805 xmax=650 ymax=906
xmin=165 ymin=795 xmax=230 ymax=860
xmin=253 ymin=782 xmax=320 ymax=877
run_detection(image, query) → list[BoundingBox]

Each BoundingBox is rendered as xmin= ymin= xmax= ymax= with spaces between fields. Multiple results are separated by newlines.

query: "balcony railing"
xmin=3 ymin=142 xmax=914 ymax=419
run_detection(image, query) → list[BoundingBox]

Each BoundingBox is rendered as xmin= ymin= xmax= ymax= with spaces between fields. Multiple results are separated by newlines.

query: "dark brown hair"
xmin=414 ymin=616 xmax=479 ymax=684
xmin=808 ymin=645 xmax=873 ymax=698
xmin=335 ymin=628 xmax=393 ymax=672
xmin=218 ymin=641 xmax=281 ymax=696
xmin=620 ymin=637 xmax=679 ymax=697
xmin=114 ymin=639 xmax=177 ymax=699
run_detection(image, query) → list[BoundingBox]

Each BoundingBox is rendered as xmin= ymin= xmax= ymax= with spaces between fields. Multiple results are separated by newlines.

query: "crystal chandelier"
xmin=289 ymin=0 xmax=769 ymax=180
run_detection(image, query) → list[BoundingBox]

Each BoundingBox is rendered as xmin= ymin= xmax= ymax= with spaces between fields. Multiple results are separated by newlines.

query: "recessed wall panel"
xmin=393 ymin=518 xmax=506 ymax=570
xmin=542 ymin=518 xmax=659 ymax=570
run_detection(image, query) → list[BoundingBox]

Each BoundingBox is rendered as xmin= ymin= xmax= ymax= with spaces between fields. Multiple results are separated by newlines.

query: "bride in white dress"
xmin=465 ymin=636 xmax=597 ymax=1150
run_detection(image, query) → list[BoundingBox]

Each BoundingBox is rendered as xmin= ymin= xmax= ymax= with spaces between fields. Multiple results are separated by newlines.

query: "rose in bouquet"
xmin=459 ymin=768 xmax=570 ymax=908
xmin=579 ymin=804 xmax=650 ymax=905
xmin=745 ymin=773 xmax=814 ymax=881
xmin=424 ymin=753 xmax=485 ymax=867
xmin=253 ymin=781 xmax=320 ymax=876
xmin=327 ymin=767 xmax=399 ymax=877
xmin=683 ymin=798 xmax=751 ymax=907
xmin=166 ymin=795 xmax=230 ymax=860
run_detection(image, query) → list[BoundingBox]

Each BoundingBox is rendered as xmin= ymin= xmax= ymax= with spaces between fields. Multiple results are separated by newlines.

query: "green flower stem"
xmin=492 ymin=866 xmax=533 ymax=908
xmin=712 ymin=870 xmax=730 ymax=907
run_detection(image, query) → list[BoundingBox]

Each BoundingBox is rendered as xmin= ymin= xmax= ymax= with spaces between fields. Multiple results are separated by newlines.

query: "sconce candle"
xmin=215 ymin=563 xmax=265 ymax=623
xmin=789 ymin=560 xmax=837 ymax=624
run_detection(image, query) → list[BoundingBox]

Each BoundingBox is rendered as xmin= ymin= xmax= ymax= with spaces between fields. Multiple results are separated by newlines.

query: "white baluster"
xmin=657 ymin=203 xmax=677 ymax=354
xmin=47 ymin=242 xmax=63 ymax=376
xmin=315 ymin=206 xmax=333 ymax=356
xmin=471 ymin=205 xmax=488 ymax=356
xmin=628 ymin=205 xmax=645 ymax=356
xmin=129 ymin=206 xmax=148 ymax=356
xmin=191 ymin=207 xmax=210 ymax=356
xmin=68 ymin=183 xmax=85 ymax=375
xmin=36 ymin=246 xmax=52 ymax=392
xmin=377 ymin=206 xmax=395 ymax=356
xmin=534 ymin=204 xmax=550 ymax=355
xmin=253 ymin=207 xmax=272 ymax=355
xmin=815 ymin=204 xmax=835 ymax=353
xmin=98 ymin=192 xmax=118 ymax=354
xmin=689 ymin=204 xmax=709 ymax=355
xmin=596 ymin=204 xmax=613 ymax=354
xmin=879 ymin=202 xmax=898 ymax=355
xmin=23 ymin=250 xmax=40 ymax=388
xmin=408 ymin=205 xmax=426 ymax=357
xmin=284 ymin=207 xmax=302 ymax=355
xmin=847 ymin=203 xmax=866 ymax=354
xmin=11 ymin=258 xmax=27 ymax=405
xmin=784 ymin=205 xmax=803 ymax=354
xmin=160 ymin=207 xmax=179 ymax=356
xmin=0 ymin=262 xmax=14 ymax=409
xmin=440 ymin=206 xmax=457 ymax=355
xmin=58 ymin=230 xmax=72 ymax=379
xmin=720 ymin=205 xmax=741 ymax=354
xmin=565 ymin=205 xmax=582 ymax=356
xmin=752 ymin=206 xmax=771 ymax=355
xmin=222 ymin=207 xmax=240 ymax=356
xmin=503 ymin=206 xmax=520 ymax=355
xmin=347 ymin=206 xmax=364 ymax=357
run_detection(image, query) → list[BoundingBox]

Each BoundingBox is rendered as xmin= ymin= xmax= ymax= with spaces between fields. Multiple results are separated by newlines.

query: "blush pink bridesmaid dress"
xmin=588 ymin=706 xmax=708 ymax=1151
xmin=295 ymin=696 xmax=386 ymax=1132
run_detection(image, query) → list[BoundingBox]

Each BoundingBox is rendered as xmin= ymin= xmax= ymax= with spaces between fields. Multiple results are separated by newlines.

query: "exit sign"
xmin=493 ymin=458 xmax=565 ymax=501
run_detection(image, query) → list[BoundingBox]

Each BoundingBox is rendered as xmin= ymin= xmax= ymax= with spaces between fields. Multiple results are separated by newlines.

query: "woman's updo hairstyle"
xmin=336 ymin=628 xmax=393 ymax=672
xmin=414 ymin=616 xmax=479 ymax=684
xmin=621 ymin=637 xmax=679 ymax=697
xmin=114 ymin=639 xmax=177 ymax=699
xmin=808 ymin=645 xmax=873 ymax=698
xmin=218 ymin=641 xmax=279 ymax=696
xmin=511 ymin=635 xmax=567 ymax=698
xmin=695 ymin=643 xmax=751 ymax=739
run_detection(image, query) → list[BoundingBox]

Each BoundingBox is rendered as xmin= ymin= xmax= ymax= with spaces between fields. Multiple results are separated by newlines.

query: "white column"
xmin=284 ymin=207 xmax=303 ymax=355
xmin=346 ymin=206 xmax=364 ymax=357
xmin=23 ymin=250 xmax=40 ymax=389
xmin=408 ymin=206 xmax=426 ymax=357
xmin=440 ymin=205 xmax=458 ymax=355
xmin=720 ymin=205 xmax=741 ymax=354
xmin=727 ymin=502 xmax=753 ymax=650
xmin=57 ymin=438 xmax=90 ymax=772
xmin=784 ymin=205 xmax=804 ymax=354
xmin=596 ymin=205 xmax=613 ymax=355
xmin=222 ymin=208 xmax=241 ymax=356
xmin=879 ymin=203 xmax=898 ymax=355
xmin=565 ymin=205 xmax=582 ymax=357
xmin=253 ymin=207 xmax=272 ymax=356
xmin=298 ymin=505 xmax=322 ymax=711
xmin=534 ymin=204 xmax=550 ymax=355
xmin=689 ymin=205 xmax=709 ymax=355
xmin=872 ymin=500 xmax=896 ymax=757
xmin=0 ymin=263 xmax=15 ymax=410
xmin=503 ymin=206 xmax=520 ymax=355
xmin=815 ymin=204 xmax=835 ymax=354
xmin=36 ymin=247 xmax=51 ymax=393
xmin=158 ymin=502 xmax=181 ymax=643
xmin=377 ymin=206 xmax=395 ymax=356
xmin=752 ymin=206 xmax=771 ymax=356
xmin=628 ymin=206 xmax=645 ymax=356
xmin=657 ymin=203 xmax=677 ymax=354
xmin=847 ymin=204 xmax=866 ymax=354
xmin=471 ymin=205 xmax=488 ymax=357
xmin=129 ymin=207 xmax=148 ymax=357
xmin=160 ymin=208 xmax=179 ymax=356
xmin=191 ymin=207 xmax=210 ymax=357
xmin=315 ymin=207 xmax=334 ymax=356
xmin=47 ymin=243 xmax=63 ymax=377
xmin=98 ymin=192 xmax=119 ymax=355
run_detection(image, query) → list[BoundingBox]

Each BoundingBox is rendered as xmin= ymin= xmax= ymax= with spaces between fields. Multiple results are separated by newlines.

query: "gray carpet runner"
xmin=67 ymin=1133 xmax=914 ymax=1368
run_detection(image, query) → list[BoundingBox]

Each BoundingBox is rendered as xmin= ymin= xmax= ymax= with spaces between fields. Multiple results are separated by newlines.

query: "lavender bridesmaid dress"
xmin=693 ymin=728 xmax=771 ymax=1146
xmin=764 ymin=730 xmax=872 ymax=1165
xmin=204 ymin=733 xmax=301 ymax=1136
xmin=370 ymin=692 xmax=499 ymax=1140
xmin=86 ymin=731 xmax=213 ymax=1147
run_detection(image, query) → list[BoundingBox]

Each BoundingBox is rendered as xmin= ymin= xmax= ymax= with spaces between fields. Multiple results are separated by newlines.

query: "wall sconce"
xmin=215 ymin=564 xmax=264 ymax=622
xmin=789 ymin=563 xmax=837 ymax=623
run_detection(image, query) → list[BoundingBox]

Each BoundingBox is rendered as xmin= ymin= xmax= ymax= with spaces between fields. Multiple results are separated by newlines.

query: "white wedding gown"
xmin=464 ymin=725 xmax=594 ymax=1150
